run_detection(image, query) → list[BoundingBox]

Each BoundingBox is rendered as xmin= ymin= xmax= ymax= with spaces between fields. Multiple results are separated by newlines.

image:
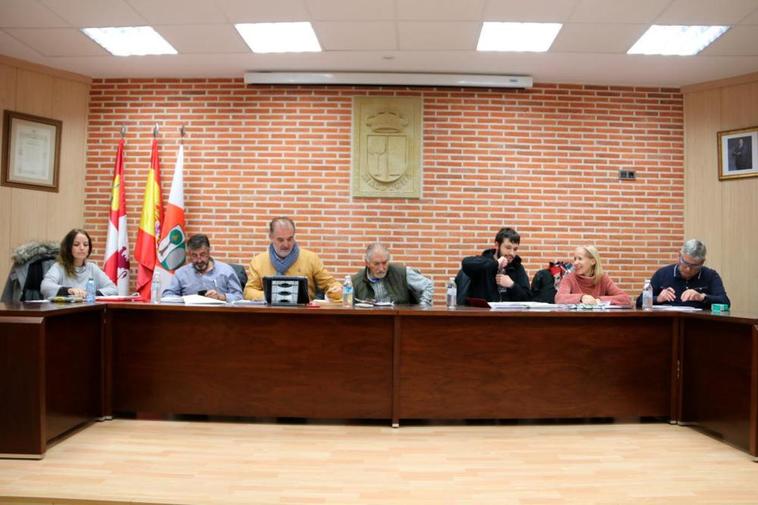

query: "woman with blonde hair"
xmin=555 ymin=245 xmax=631 ymax=305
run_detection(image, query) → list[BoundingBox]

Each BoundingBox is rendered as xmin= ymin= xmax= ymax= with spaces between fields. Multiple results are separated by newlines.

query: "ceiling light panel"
xmin=477 ymin=22 xmax=562 ymax=52
xmin=235 ymin=22 xmax=321 ymax=53
xmin=82 ymin=26 xmax=177 ymax=56
xmin=627 ymin=25 xmax=729 ymax=56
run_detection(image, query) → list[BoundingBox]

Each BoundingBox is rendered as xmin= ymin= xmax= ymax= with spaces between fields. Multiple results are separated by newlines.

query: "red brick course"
xmin=85 ymin=79 xmax=684 ymax=303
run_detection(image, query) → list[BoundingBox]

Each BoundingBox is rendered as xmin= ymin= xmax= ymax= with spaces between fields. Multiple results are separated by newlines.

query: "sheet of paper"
xmin=489 ymin=301 xmax=555 ymax=309
xmin=96 ymin=295 xmax=140 ymax=301
xmin=182 ymin=294 xmax=227 ymax=305
xmin=651 ymin=305 xmax=702 ymax=312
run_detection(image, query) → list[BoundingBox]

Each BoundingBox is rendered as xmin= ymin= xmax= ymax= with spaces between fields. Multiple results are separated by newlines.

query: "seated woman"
xmin=555 ymin=246 xmax=631 ymax=306
xmin=41 ymin=228 xmax=117 ymax=299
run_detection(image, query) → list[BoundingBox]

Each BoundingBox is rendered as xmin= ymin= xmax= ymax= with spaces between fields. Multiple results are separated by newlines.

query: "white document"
xmin=651 ymin=305 xmax=702 ymax=312
xmin=489 ymin=301 xmax=555 ymax=309
xmin=231 ymin=299 xmax=266 ymax=306
xmin=182 ymin=294 xmax=227 ymax=305
xmin=159 ymin=295 xmax=185 ymax=304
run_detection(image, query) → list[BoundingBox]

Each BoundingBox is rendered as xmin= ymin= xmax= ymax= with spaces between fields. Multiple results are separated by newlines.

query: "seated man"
xmin=244 ymin=217 xmax=342 ymax=302
xmin=636 ymin=239 xmax=730 ymax=309
xmin=351 ymin=243 xmax=433 ymax=306
xmin=162 ymin=234 xmax=243 ymax=302
xmin=461 ymin=227 xmax=530 ymax=304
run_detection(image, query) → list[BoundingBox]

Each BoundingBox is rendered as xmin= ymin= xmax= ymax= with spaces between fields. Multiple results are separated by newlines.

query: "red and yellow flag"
xmin=134 ymin=138 xmax=163 ymax=300
xmin=103 ymin=138 xmax=130 ymax=295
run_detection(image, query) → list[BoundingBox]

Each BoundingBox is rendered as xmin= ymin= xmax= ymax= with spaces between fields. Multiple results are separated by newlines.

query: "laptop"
xmin=263 ymin=276 xmax=309 ymax=305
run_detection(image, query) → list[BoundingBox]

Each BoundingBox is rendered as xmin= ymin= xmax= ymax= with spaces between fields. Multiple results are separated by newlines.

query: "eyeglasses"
xmin=678 ymin=255 xmax=704 ymax=270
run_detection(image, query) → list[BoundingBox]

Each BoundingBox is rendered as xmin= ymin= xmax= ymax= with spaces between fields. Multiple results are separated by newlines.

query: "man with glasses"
xmin=636 ymin=239 xmax=730 ymax=309
xmin=162 ymin=234 xmax=243 ymax=302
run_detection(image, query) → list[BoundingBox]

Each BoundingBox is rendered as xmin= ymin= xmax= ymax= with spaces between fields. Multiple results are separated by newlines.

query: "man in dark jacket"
xmin=460 ymin=227 xmax=530 ymax=304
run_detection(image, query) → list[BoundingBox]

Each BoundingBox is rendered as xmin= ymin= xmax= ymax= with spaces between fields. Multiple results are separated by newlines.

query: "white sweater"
xmin=41 ymin=261 xmax=118 ymax=298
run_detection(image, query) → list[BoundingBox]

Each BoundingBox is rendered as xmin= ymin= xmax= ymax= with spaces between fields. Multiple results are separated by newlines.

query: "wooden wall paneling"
xmin=683 ymin=90 xmax=722 ymax=258
xmin=48 ymin=77 xmax=89 ymax=236
xmin=722 ymin=177 xmax=758 ymax=311
xmin=8 ymin=69 xmax=54 ymax=251
xmin=0 ymin=62 xmax=90 ymax=288
xmin=751 ymin=324 xmax=757 ymax=458
xmin=684 ymin=75 xmax=758 ymax=312
xmin=718 ymin=82 xmax=758 ymax=311
xmin=0 ymin=63 xmax=17 ymax=286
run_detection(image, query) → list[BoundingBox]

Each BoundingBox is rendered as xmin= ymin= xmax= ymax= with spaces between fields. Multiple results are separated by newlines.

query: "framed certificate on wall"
xmin=2 ymin=110 xmax=62 ymax=192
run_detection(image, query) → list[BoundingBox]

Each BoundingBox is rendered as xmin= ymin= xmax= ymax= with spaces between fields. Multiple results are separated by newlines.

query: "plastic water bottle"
xmin=85 ymin=277 xmax=96 ymax=304
xmin=342 ymin=275 xmax=353 ymax=307
xmin=642 ymin=280 xmax=653 ymax=310
xmin=446 ymin=277 xmax=457 ymax=308
xmin=151 ymin=273 xmax=161 ymax=304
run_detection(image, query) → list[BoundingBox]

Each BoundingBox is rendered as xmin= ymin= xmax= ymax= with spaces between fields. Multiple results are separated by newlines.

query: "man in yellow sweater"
xmin=243 ymin=217 xmax=342 ymax=302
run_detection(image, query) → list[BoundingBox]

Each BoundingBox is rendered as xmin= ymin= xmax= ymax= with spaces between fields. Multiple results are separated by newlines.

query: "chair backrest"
xmin=229 ymin=263 xmax=248 ymax=288
xmin=22 ymin=257 xmax=56 ymax=301
xmin=454 ymin=269 xmax=470 ymax=306
xmin=530 ymin=269 xmax=557 ymax=304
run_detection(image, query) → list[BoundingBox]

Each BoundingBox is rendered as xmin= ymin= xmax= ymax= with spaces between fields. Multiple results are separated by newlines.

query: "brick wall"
xmin=85 ymin=79 xmax=684 ymax=303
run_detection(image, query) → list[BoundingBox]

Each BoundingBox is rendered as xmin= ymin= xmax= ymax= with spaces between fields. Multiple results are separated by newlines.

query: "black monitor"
xmin=263 ymin=276 xmax=309 ymax=305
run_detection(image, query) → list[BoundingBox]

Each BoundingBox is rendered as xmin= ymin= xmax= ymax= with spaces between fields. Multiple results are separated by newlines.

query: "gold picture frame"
xmin=1 ymin=110 xmax=62 ymax=192
xmin=717 ymin=125 xmax=758 ymax=181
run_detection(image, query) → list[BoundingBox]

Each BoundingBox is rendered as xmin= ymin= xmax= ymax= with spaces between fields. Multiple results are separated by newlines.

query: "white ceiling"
xmin=2 ymin=0 xmax=758 ymax=87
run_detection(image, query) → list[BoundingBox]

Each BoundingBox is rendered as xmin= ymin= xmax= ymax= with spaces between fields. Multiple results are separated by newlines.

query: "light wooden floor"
xmin=1 ymin=419 xmax=757 ymax=505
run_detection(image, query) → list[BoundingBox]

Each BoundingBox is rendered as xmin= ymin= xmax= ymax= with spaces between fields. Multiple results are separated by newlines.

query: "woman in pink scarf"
xmin=555 ymin=245 xmax=631 ymax=306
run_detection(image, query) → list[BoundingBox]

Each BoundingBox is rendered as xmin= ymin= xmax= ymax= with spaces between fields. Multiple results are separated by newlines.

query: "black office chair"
xmin=454 ymin=269 xmax=470 ymax=306
xmin=229 ymin=263 xmax=248 ymax=288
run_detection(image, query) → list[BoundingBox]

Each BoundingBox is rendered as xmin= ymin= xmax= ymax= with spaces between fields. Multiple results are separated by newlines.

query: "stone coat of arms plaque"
xmin=352 ymin=96 xmax=422 ymax=198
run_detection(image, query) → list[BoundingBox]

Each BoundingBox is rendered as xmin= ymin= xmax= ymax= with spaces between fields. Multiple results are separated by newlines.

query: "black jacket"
xmin=461 ymin=249 xmax=530 ymax=303
xmin=530 ymin=269 xmax=557 ymax=303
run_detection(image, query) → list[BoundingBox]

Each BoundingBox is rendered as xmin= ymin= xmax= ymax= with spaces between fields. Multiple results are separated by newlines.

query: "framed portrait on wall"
xmin=717 ymin=125 xmax=758 ymax=181
xmin=1 ymin=110 xmax=62 ymax=192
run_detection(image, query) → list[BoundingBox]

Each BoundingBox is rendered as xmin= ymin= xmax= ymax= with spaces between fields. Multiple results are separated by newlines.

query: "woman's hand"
xmin=68 ymin=287 xmax=86 ymax=298
xmin=580 ymin=294 xmax=598 ymax=304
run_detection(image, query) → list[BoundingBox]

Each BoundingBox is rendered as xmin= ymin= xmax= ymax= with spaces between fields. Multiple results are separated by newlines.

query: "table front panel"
xmin=111 ymin=308 xmax=394 ymax=419
xmin=398 ymin=314 xmax=673 ymax=419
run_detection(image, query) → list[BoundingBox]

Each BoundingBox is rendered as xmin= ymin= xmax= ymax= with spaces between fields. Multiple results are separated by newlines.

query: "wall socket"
xmin=619 ymin=169 xmax=636 ymax=180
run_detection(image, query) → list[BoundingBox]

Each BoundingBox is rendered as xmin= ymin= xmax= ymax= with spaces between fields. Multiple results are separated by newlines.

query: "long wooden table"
xmin=2 ymin=302 xmax=756 ymax=460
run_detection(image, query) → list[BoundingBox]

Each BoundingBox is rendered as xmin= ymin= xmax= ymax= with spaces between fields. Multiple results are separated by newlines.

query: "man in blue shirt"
xmin=162 ymin=234 xmax=243 ymax=302
xmin=636 ymin=239 xmax=730 ymax=309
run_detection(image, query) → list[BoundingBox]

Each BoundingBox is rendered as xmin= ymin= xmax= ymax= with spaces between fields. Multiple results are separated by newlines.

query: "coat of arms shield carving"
xmin=352 ymin=96 xmax=422 ymax=198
